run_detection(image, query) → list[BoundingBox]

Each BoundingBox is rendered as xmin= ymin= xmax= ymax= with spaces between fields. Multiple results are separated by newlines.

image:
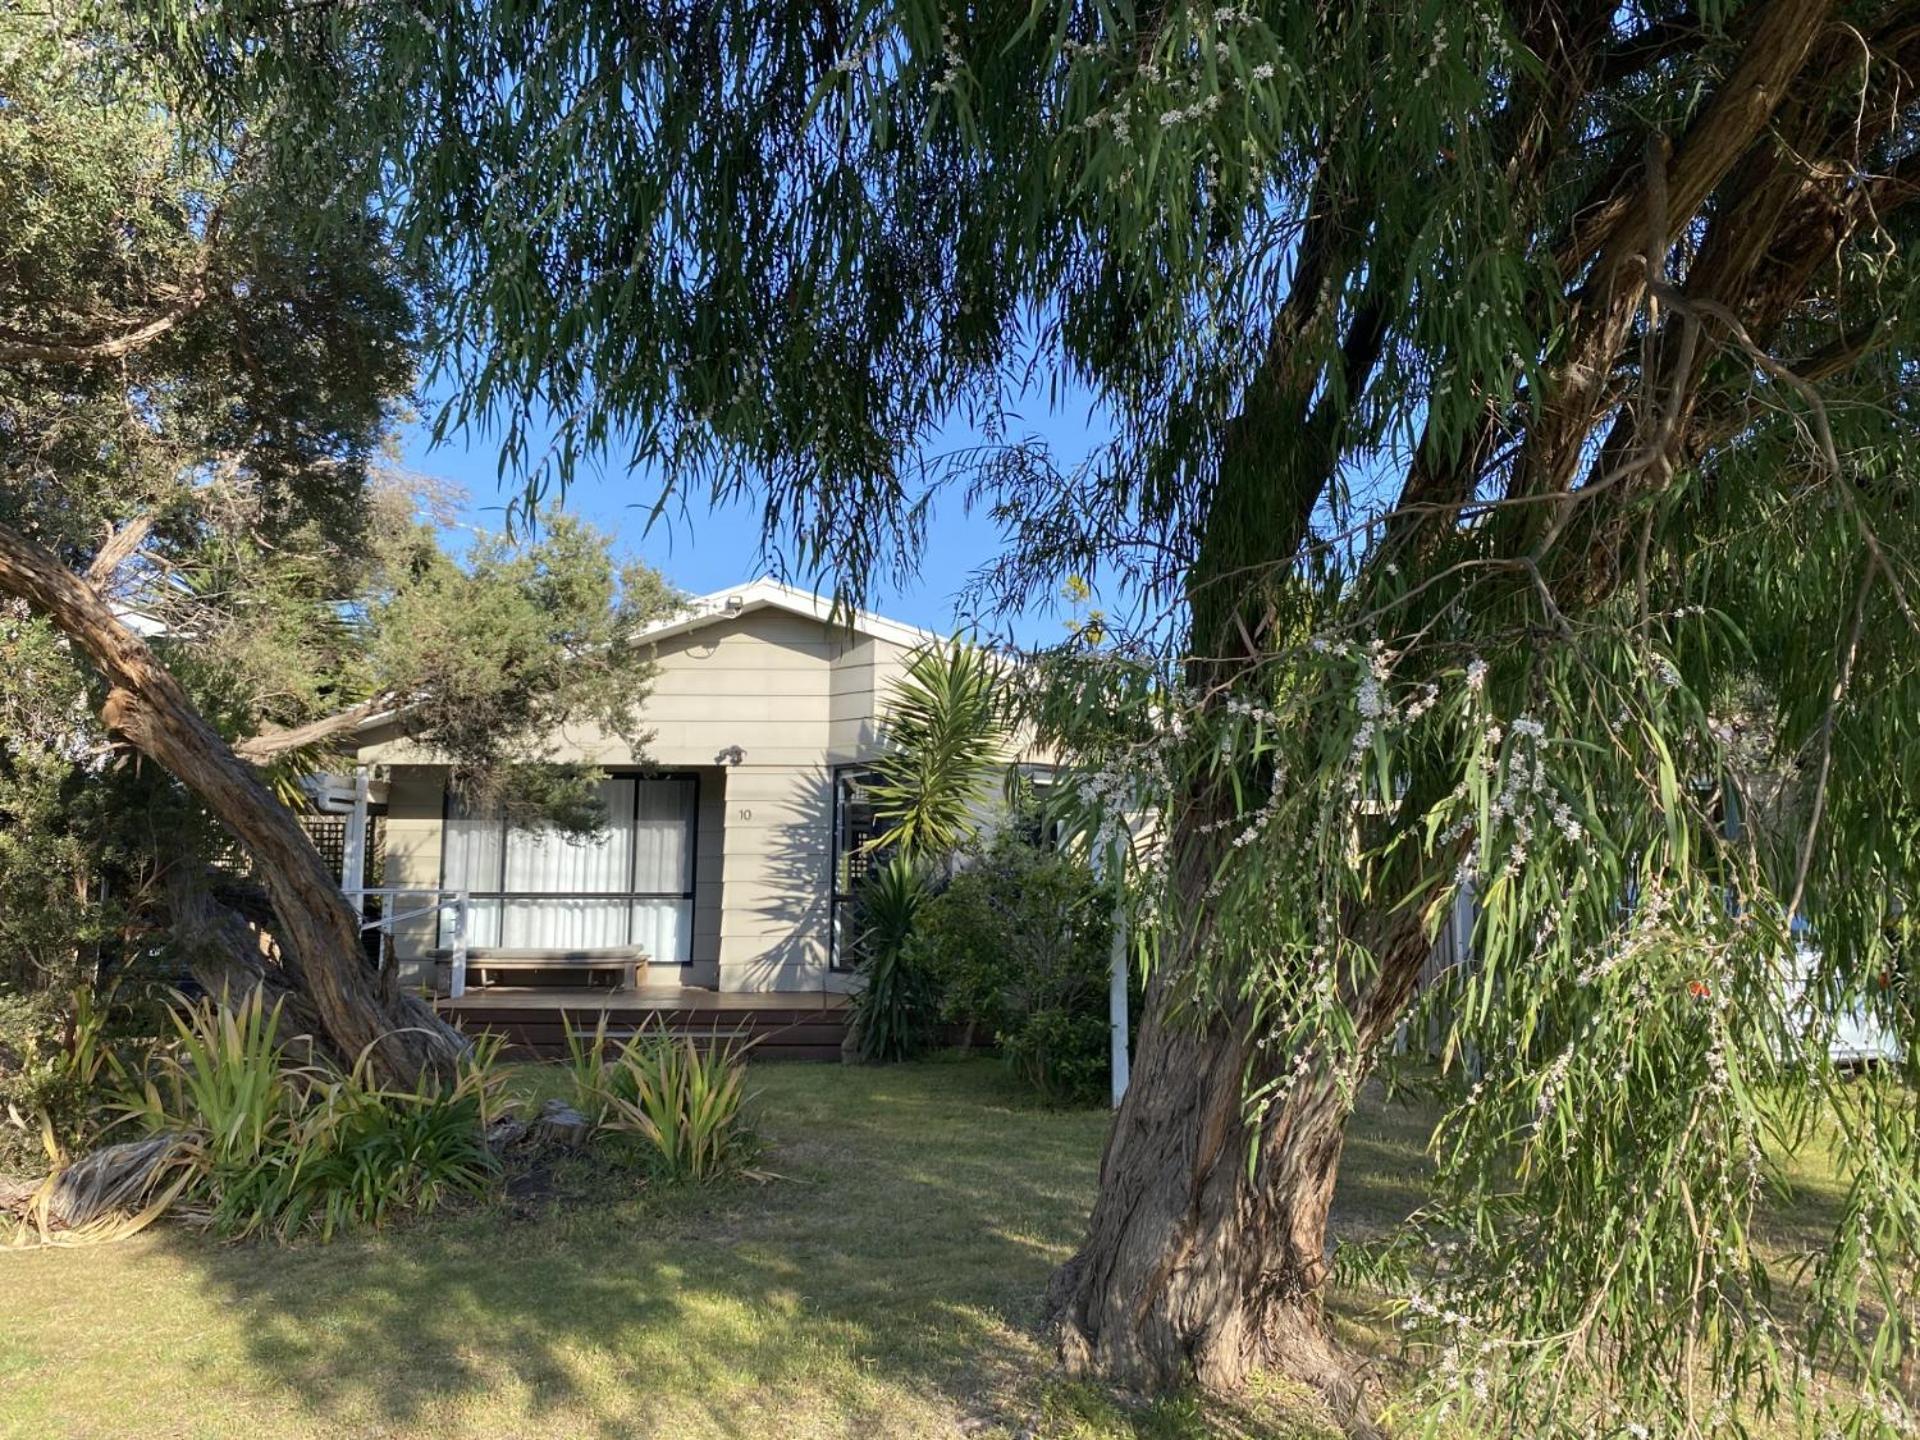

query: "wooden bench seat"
xmin=426 ymin=947 xmax=651 ymax=992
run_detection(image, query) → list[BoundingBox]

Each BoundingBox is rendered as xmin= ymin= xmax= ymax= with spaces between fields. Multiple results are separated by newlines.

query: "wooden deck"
xmin=437 ymin=985 xmax=852 ymax=1061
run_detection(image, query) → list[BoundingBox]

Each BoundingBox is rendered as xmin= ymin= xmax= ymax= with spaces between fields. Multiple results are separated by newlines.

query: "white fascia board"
xmin=634 ymin=576 xmax=942 ymax=650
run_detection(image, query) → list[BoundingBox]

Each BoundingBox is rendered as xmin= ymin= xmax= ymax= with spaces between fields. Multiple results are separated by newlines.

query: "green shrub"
xmin=0 ymin=620 xmax=126 ymax=998
xmin=122 ymin=990 xmax=497 ymax=1239
xmin=137 ymin=986 xmax=301 ymax=1175
xmin=912 ymin=828 xmax=1118 ymax=1104
xmin=1001 ymin=1004 xmax=1110 ymax=1106
xmin=275 ymin=1066 xmax=496 ymax=1239
xmin=0 ymin=990 xmax=102 ymax=1174
xmin=565 ymin=1017 xmax=753 ymax=1180
xmin=849 ymin=855 xmax=937 ymax=1062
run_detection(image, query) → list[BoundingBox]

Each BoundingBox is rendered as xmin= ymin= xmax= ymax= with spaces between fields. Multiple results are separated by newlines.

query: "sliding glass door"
xmin=441 ymin=775 xmax=696 ymax=961
xmin=629 ymin=780 xmax=695 ymax=962
xmin=829 ymin=766 xmax=888 ymax=971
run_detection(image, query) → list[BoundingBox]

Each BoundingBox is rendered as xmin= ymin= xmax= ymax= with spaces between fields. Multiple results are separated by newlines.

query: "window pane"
xmin=439 ymin=896 xmax=502 ymax=950
xmin=467 ymin=898 xmax=503 ymax=948
xmin=443 ymin=797 xmax=503 ymax=893
xmin=439 ymin=775 xmax=695 ymax=953
xmin=834 ymin=768 xmax=886 ymax=898
xmin=831 ymin=896 xmax=855 ymax=972
xmin=502 ymin=777 xmax=634 ymax=895
xmin=632 ymin=778 xmax=693 ymax=894
xmin=498 ymin=897 xmax=630 ymax=950
xmin=631 ymin=898 xmax=691 ymax=963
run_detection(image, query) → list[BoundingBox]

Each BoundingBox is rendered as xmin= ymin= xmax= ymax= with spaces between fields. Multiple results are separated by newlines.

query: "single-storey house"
xmin=338 ymin=578 xmax=1039 ymax=1000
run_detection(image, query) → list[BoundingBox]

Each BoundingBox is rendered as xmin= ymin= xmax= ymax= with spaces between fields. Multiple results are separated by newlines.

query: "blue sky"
xmin=401 ymin=382 xmax=1110 ymax=648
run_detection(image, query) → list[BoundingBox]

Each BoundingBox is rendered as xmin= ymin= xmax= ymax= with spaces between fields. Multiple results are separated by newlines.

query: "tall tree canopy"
xmin=134 ymin=0 xmax=1920 ymax=1433
xmin=0 ymin=8 xmax=677 ymax=1076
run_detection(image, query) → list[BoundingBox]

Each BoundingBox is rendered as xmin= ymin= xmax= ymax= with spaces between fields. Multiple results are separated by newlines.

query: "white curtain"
xmin=443 ymin=776 xmax=693 ymax=957
xmin=497 ymin=897 xmax=630 ymax=949
xmin=496 ymin=777 xmax=634 ymax=948
xmin=630 ymin=898 xmax=691 ymax=964
xmin=631 ymin=779 xmax=693 ymax=962
xmin=443 ymin=797 xmax=506 ymax=946
xmin=502 ymin=777 xmax=634 ymax=894
xmin=633 ymin=779 xmax=692 ymax=892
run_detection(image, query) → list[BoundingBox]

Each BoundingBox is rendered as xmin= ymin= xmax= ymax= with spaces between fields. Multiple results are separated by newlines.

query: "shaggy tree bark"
xmin=1047 ymin=820 xmax=1433 ymax=1425
xmin=0 ymin=518 xmax=464 ymax=1082
xmin=1046 ymin=0 xmax=1871 ymax=1414
xmin=1045 ymin=991 xmax=1360 ymax=1392
xmin=162 ymin=866 xmax=330 ymax=1045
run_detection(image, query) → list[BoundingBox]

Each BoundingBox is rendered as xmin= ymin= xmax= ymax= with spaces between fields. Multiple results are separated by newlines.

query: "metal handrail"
xmin=343 ymin=887 xmax=472 ymax=998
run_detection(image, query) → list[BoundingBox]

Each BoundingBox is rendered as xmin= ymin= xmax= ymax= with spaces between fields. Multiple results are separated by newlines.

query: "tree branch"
xmin=0 ymin=208 xmax=222 ymax=367
xmin=1555 ymin=0 xmax=1837 ymax=283
xmin=233 ymin=695 xmax=396 ymax=764
xmin=162 ymin=863 xmax=328 ymax=1046
xmin=84 ymin=514 xmax=156 ymax=587
xmin=0 ymin=516 xmax=460 ymax=1080
xmin=0 ymin=292 xmax=206 ymax=365
xmin=1518 ymin=0 xmax=1836 ymax=506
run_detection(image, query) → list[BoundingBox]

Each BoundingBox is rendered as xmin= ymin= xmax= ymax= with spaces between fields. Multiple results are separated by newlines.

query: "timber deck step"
xmin=436 ymin=988 xmax=853 ymax=1061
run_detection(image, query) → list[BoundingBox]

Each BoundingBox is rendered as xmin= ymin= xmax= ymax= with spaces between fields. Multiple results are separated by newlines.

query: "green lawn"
xmin=0 ymin=1056 xmax=1852 ymax=1440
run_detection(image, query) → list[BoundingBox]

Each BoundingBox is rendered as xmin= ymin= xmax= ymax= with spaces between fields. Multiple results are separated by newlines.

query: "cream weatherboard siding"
xmin=711 ymin=764 xmax=835 ymax=992
xmin=826 ymin=632 xmax=913 ymax=759
xmin=379 ymin=765 xmax=447 ymax=965
xmin=350 ymin=584 xmax=1015 ymax=995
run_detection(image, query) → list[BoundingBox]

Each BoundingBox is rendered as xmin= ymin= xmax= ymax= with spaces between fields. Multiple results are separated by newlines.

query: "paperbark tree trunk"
xmin=0 ymin=519 xmax=464 ymax=1082
xmin=1033 ymin=226 xmax=1430 ymax=1411
xmin=1047 ymin=877 xmax=1432 ymax=1426
xmin=162 ymin=865 xmax=330 ymax=1045
xmin=1044 ymin=5 xmax=1851 ymax=1412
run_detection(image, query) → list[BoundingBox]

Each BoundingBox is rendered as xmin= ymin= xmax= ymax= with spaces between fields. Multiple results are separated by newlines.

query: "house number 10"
xmin=737 ymin=807 xmax=752 ymax=820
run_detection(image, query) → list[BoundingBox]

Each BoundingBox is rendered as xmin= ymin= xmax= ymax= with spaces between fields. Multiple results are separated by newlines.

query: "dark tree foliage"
xmin=1 ymin=11 xmax=674 ymax=1080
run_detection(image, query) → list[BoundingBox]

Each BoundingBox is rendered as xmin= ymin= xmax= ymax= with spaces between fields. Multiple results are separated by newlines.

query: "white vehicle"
xmin=1786 ymin=941 xmax=1906 ymax=1068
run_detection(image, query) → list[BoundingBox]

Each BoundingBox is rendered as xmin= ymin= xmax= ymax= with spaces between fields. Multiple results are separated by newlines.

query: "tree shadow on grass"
xmin=128 ymin=1062 xmax=1450 ymax=1440
xmin=1331 ymin=1086 xmax=1437 ymax=1242
xmin=152 ymin=1059 xmax=1112 ymax=1439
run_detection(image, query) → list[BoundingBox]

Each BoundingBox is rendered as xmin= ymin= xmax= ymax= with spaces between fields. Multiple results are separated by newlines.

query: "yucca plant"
xmin=110 ymin=990 xmax=306 ymax=1236
xmin=850 ymin=855 xmax=935 ymax=1063
xmin=562 ymin=1011 xmax=617 ymax=1125
xmin=62 ymin=983 xmax=118 ymax=1096
xmin=129 ymin=990 xmax=306 ymax=1169
xmin=108 ymin=991 xmax=497 ymax=1240
xmin=862 ymin=638 xmax=1010 ymax=863
xmin=450 ymin=1030 xmax=513 ymax=1130
xmin=847 ymin=639 xmax=1011 ymax=1064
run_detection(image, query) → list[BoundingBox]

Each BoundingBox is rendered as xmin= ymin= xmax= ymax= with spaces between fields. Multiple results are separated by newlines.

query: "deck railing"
xmin=344 ymin=887 xmax=473 ymax=998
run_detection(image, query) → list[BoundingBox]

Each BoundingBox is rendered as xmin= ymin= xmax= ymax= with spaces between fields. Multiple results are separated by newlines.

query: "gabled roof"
xmin=347 ymin=577 xmax=940 ymax=745
xmin=639 ymin=577 xmax=940 ymax=650
xmin=114 ymin=605 xmax=167 ymax=637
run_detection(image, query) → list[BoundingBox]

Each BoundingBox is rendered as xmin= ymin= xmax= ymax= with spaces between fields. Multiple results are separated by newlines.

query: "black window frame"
xmin=1009 ymin=762 xmax=1064 ymax=851
xmin=829 ymin=764 xmax=890 ymax=972
xmin=437 ymin=770 xmax=701 ymax=960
